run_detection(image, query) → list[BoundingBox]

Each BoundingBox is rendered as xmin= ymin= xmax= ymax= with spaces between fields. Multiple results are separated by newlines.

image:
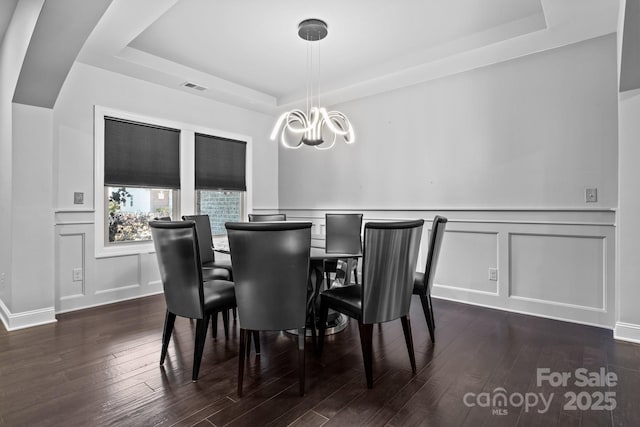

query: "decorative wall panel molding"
xmin=509 ymin=233 xmax=605 ymax=311
xmin=55 ymin=222 xmax=163 ymax=314
xmin=282 ymin=207 xmax=615 ymax=329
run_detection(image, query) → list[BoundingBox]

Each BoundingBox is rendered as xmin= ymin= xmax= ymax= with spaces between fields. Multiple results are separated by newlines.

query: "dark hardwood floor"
xmin=1 ymin=295 xmax=639 ymax=426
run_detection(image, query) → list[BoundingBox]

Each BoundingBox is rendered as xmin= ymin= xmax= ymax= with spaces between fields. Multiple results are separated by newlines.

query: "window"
xmin=194 ymin=133 xmax=247 ymax=236
xmin=103 ymin=117 xmax=180 ymax=244
xmin=94 ymin=107 xmax=252 ymax=257
xmin=196 ymin=191 xmax=244 ymax=235
xmin=107 ymin=187 xmax=177 ymax=242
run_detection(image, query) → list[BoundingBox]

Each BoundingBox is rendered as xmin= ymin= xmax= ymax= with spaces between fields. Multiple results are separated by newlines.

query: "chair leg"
xmin=252 ymin=330 xmax=260 ymax=355
xmin=211 ymin=311 xmax=218 ymax=339
xmin=238 ymin=328 xmax=248 ymax=396
xmin=357 ymin=321 xmax=374 ymax=389
xmin=308 ymin=302 xmax=317 ymax=353
xmin=419 ymin=293 xmax=435 ymax=343
xmin=400 ymin=315 xmax=417 ymax=373
xmin=192 ymin=314 xmax=210 ymax=381
xmin=222 ymin=310 xmax=230 ymax=339
xmin=317 ymin=298 xmax=329 ymax=357
xmin=428 ymin=293 xmax=435 ymax=330
xmin=298 ymin=327 xmax=305 ymax=396
xmin=352 ymin=259 xmax=359 ymax=286
xmin=160 ymin=311 xmax=176 ymax=365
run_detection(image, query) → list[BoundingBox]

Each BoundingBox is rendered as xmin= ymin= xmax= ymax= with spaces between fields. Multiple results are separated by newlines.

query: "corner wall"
xmin=0 ymin=0 xmax=49 ymax=331
xmin=616 ymin=90 xmax=640 ymax=342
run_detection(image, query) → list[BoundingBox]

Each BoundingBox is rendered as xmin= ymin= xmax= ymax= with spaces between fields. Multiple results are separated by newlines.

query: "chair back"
xmin=150 ymin=221 xmax=204 ymax=319
xmin=248 ymin=213 xmax=287 ymax=222
xmin=226 ymin=221 xmax=311 ymax=330
xmin=424 ymin=216 xmax=448 ymax=293
xmin=182 ymin=214 xmax=215 ymax=264
xmin=361 ymin=220 xmax=424 ymax=324
xmin=325 ymin=213 xmax=363 ymax=254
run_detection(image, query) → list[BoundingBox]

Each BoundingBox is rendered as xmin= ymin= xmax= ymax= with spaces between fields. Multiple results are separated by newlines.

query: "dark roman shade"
xmin=195 ymin=133 xmax=246 ymax=191
xmin=104 ymin=117 xmax=181 ymax=188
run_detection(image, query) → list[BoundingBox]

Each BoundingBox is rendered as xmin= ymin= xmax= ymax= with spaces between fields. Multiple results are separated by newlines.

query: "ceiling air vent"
xmin=181 ymin=81 xmax=207 ymax=91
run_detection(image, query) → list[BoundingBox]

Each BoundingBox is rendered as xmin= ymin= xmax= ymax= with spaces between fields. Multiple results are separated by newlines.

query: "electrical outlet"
xmin=488 ymin=268 xmax=498 ymax=281
xmin=72 ymin=268 xmax=83 ymax=282
xmin=585 ymin=188 xmax=598 ymax=203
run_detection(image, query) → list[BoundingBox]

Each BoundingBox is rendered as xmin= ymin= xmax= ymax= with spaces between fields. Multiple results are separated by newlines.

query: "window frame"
xmin=94 ymin=106 xmax=252 ymax=258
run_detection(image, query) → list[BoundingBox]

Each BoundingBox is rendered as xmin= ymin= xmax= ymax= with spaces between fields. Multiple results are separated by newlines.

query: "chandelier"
xmin=270 ymin=19 xmax=355 ymax=150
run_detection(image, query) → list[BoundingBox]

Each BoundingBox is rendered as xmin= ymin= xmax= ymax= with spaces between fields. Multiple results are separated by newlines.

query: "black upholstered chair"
xmin=226 ymin=221 xmax=311 ymax=397
xmin=413 ymin=215 xmax=447 ymax=343
xmin=324 ymin=213 xmax=363 ymax=287
xmin=183 ymin=214 xmax=235 ymax=336
xmin=318 ymin=220 xmax=424 ymax=388
xmin=182 ymin=214 xmax=233 ymax=280
xmin=150 ymin=220 xmax=236 ymax=381
xmin=248 ymin=213 xmax=286 ymax=222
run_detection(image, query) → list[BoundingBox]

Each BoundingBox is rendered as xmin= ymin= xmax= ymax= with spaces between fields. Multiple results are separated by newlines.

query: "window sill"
xmin=96 ymin=241 xmax=155 ymax=258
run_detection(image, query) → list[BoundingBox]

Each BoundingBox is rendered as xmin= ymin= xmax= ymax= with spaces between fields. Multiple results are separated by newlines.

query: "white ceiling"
xmin=127 ymin=0 xmax=545 ymax=99
xmin=43 ymin=0 xmax=621 ymax=113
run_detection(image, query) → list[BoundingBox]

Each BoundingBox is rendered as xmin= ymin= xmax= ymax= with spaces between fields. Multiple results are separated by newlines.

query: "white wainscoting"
xmin=275 ymin=208 xmax=616 ymax=329
xmin=55 ymin=208 xmax=616 ymax=329
xmin=55 ymin=210 xmax=163 ymax=313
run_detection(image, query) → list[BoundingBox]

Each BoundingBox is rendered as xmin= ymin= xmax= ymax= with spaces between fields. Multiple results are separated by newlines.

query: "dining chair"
xmin=226 ymin=221 xmax=312 ymax=397
xmin=413 ymin=215 xmax=448 ymax=343
xmin=182 ymin=214 xmax=233 ymax=279
xmin=182 ymin=214 xmax=235 ymax=337
xmin=317 ymin=219 xmax=424 ymax=388
xmin=248 ymin=213 xmax=286 ymax=222
xmin=150 ymin=220 xmax=236 ymax=381
xmin=324 ymin=213 xmax=363 ymax=288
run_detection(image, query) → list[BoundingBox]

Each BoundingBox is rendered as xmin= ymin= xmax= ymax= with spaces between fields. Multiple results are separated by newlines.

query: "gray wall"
xmin=278 ymin=34 xmax=619 ymax=329
xmin=279 ymin=35 xmax=618 ymax=211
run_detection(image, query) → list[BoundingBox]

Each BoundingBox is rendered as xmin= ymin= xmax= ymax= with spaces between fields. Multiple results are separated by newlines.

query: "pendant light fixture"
xmin=270 ymin=19 xmax=355 ymax=150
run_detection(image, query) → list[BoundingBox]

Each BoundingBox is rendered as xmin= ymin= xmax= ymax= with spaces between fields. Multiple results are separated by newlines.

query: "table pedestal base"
xmin=287 ymin=313 xmax=348 ymax=337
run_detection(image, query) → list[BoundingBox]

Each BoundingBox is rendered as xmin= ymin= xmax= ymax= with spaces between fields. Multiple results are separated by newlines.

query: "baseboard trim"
xmin=614 ymin=322 xmax=640 ymax=344
xmin=430 ymin=294 xmax=613 ymax=331
xmin=56 ymin=289 xmax=164 ymax=315
xmin=0 ymin=297 xmax=10 ymax=331
xmin=0 ymin=298 xmax=57 ymax=331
